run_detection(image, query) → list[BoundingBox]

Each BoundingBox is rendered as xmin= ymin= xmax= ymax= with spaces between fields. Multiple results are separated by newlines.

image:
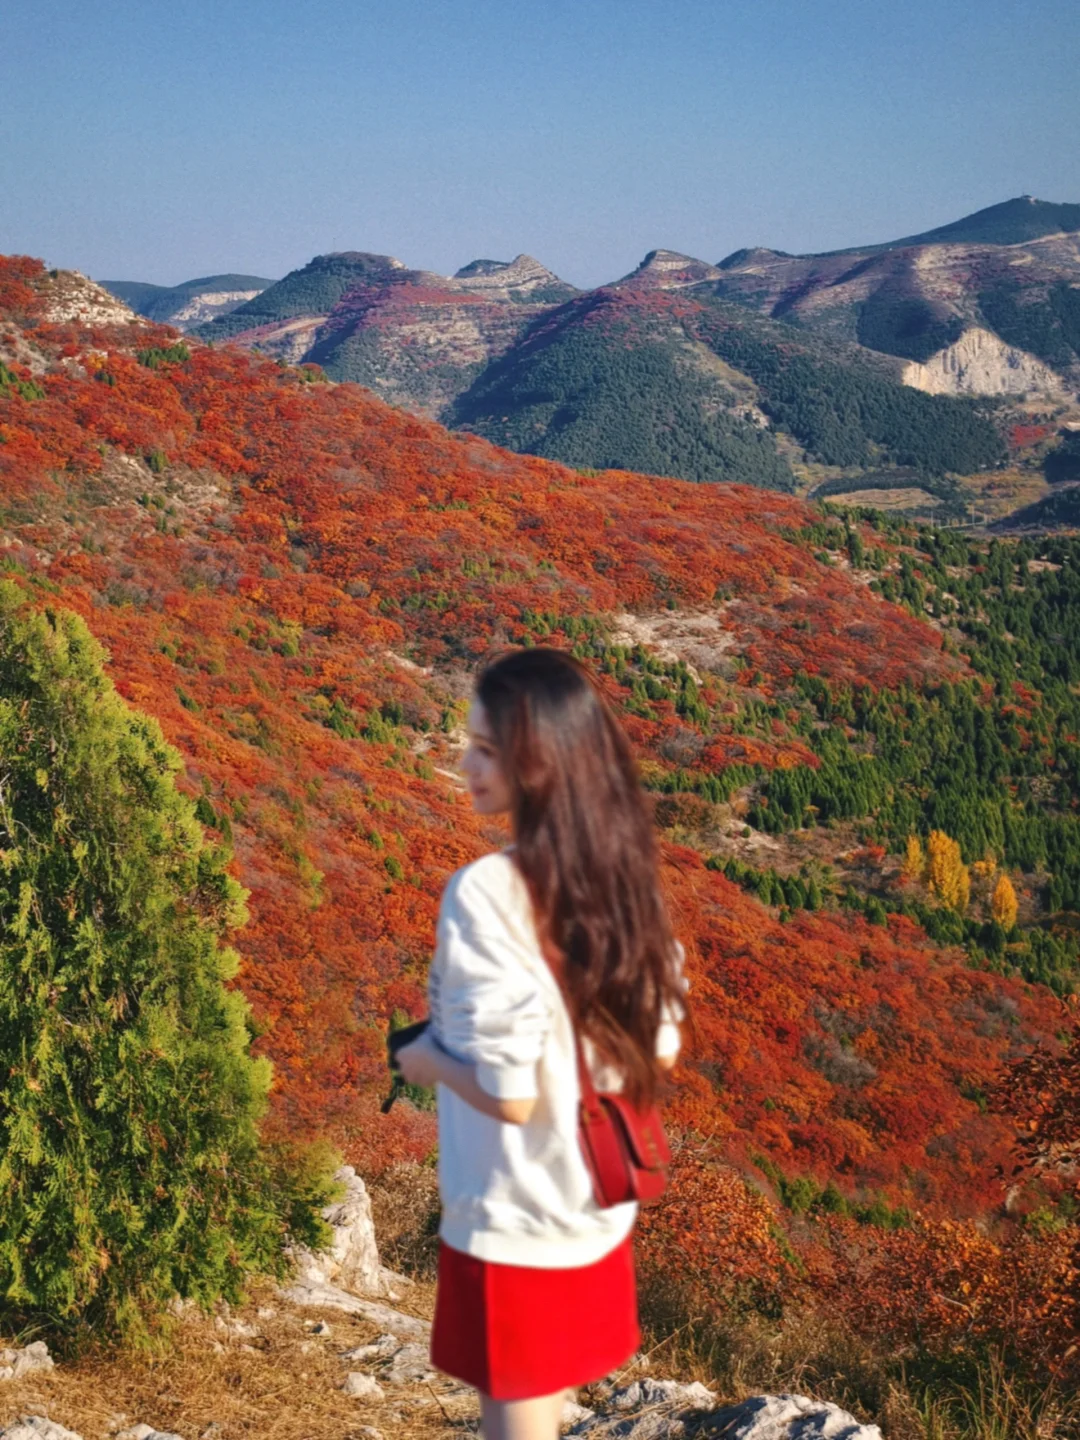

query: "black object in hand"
xmin=380 ymin=1018 xmax=431 ymax=1114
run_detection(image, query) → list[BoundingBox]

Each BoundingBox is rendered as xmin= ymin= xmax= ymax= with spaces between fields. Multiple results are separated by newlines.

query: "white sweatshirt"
xmin=427 ymin=847 xmax=686 ymax=1268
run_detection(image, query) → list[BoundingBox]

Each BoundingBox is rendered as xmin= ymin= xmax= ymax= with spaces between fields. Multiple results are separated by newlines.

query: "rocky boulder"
xmin=569 ymin=1377 xmax=717 ymax=1438
xmin=286 ymin=1165 xmax=398 ymax=1300
xmin=0 ymin=1343 xmax=54 ymax=1382
xmin=0 ymin=1423 xmax=83 ymax=1440
xmin=703 ymin=1393 xmax=882 ymax=1439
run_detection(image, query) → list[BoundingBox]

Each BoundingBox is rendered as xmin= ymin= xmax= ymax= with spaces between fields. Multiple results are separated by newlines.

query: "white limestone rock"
xmin=382 ymin=1341 xmax=437 ymax=1385
xmin=342 ymin=1371 xmax=385 ymax=1400
xmin=213 ymin=1316 xmax=258 ymax=1340
xmin=41 ymin=271 xmax=136 ymax=327
xmin=288 ymin=1166 xmax=396 ymax=1299
xmin=562 ymin=1400 xmax=597 ymax=1428
xmin=170 ymin=291 xmax=265 ymax=328
xmin=569 ymin=1378 xmax=717 ymax=1438
xmin=114 ymin=1427 xmax=184 ymax=1440
xmin=610 ymin=1380 xmax=716 ymax=1412
xmin=341 ymin=1334 xmax=402 ymax=1363
xmin=902 ymin=327 xmax=1064 ymax=397
xmin=0 ymin=1341 xmax=55 ymax=1381
xmin=278 ymin=1279 xmax=430 ymax=1338
xmin=339 ymin=1332 xmax=436 ymax=1385
xmin=702 ymin=1393 xmax=882 ymax=1439
xmin=0 ymin=1422 xmax=83 ymax=1440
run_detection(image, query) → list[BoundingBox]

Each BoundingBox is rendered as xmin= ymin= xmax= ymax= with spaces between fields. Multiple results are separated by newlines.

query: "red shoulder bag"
xmin=570 ymin=1026 xmax=672 ymax=1209
xmin=527 ymin=880 xmax=673 ymax=1209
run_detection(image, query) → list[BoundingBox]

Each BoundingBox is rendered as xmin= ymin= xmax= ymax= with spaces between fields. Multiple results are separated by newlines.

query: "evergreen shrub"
xmin=0 ymin=585 xmax=335 ymax=1342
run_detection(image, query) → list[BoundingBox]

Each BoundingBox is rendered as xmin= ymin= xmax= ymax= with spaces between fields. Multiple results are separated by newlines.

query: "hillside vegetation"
xmin=195 ymin=253 xmax=403 ymax=341
xmin=452 ymin=288 xmax=1004 ymax=487
xmin=1 ymin=254 xmax=1078 ymax=1417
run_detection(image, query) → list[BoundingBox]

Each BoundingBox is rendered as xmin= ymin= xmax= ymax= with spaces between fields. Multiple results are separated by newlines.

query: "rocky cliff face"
xmin=902 ymin=326 xmax=1066 ymax=397
xmin=41 ymin=271 xmax=137 ymax=326
xmin=168 ymin=288 xmax=266 ymax=327
xmin=617 ymin=249 xmax=725 ymax=290
xmin=453 ymin=253 xmax=577 ymax=302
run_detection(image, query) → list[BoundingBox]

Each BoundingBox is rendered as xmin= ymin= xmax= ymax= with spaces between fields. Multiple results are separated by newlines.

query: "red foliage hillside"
xmin=0 ymin=255 xmax=1059 ymax=1218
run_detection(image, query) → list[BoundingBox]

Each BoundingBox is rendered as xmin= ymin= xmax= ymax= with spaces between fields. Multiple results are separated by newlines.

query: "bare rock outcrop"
xmin=453 ymin=254 xmax=575 ymax=300
xmin=286 ymin=1165 xmax=398 ymax=1300
xmin=0 ymin=1343 xmax=54 ymax=1382
xmin=0 ymin=1423 xmax=83 ymax=1440
xmin=40 ymin=271 xmax=136 ymax=327
xmin=702 ymin=1392 xmax=882 ymax=1439
xmin=569 ymin=1378 xmax=717 ymax=1438
xmin=169 ymin=291 xmax=265 ymax=328
xmin=618 ymin=250 xmax=724 ymax=290
xmin=342 ymin=1333 xmax=439 ymax=1386
xmin=902 ymin=326 xmax=1064 ymax=397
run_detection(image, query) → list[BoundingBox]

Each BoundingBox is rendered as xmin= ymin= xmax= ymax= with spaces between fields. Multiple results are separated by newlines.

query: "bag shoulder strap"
xmin=534 ymin=938 xmax=607 ymax=1120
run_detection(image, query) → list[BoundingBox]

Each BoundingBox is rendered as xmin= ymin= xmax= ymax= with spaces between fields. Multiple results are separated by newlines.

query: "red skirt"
xmin=430 ymin=1232 xmax=640 ymax=1401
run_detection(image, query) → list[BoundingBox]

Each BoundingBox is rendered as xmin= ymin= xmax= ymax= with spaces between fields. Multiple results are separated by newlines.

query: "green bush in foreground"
xmin=0 ymin=584 xmax=335 ymax=1342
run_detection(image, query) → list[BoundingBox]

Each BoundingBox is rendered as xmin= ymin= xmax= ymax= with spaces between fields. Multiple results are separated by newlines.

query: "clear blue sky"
xmin=2 ymin=0 xmax=1077 ymax=289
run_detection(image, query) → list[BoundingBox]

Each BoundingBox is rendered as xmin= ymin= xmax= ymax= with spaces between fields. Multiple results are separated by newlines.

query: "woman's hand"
xmin=395 ymin=1029 xmax=443 ymax=1089
xmin=394 ymin=1029 xmax=536 ymax=1124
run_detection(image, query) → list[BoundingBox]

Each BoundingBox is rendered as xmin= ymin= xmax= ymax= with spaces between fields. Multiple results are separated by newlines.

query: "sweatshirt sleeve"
xmin=434 ymin=869 xmax=553 ymax=1102
xmin=656 ymin=939 xmax=689 ymax=1060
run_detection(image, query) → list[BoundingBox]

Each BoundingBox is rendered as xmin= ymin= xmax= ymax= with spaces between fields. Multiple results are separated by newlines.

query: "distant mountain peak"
xmin=452 ymin=254 xmax=575 ymax=297
xmin=806 ymin=196 xmax=1080 ymax=258
xmin=454 ymin=258 xmax=513 ymax=278
xmin=619 ymin=249 xmax=723 ymax=289
xmin=717 ymin=247 xmax=792 ymax=270
xmin=319 ymin=250 xmax=409 ymax=272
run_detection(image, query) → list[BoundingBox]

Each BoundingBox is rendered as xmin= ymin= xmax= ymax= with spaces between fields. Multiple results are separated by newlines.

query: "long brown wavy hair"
xmin=474 ymin=645 xmax=691 ymax=1109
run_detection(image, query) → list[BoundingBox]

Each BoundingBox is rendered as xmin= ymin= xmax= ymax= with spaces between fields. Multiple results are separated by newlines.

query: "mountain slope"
xmin=873 ymin=195 xmax=1080 ymax=251
xmin=451 ymin=276 xmax=1005 ymax=486
xmin=190 ymin=251 xmax=579 ymax=409
xmin=101 ymin=273 xmax=275 ymax=328
xmin=189 ymin=253 xmax=398 ymax=347
xmin=711 ymin=221 xmax=1080 ymax=377
xmin=1 ymin=251 xmax=1068 ymax=1223
xmin=301 ymin=255 xmax=577 ymax=417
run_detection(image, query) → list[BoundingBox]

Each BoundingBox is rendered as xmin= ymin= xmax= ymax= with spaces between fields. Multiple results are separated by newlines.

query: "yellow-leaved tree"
xmin=926 ymin=830 xmax=970 ymax=912
xmin=991 ymin=872 xmax=1019 ymax=932
xmin=901 ymin=835 xmax=925 ymax=883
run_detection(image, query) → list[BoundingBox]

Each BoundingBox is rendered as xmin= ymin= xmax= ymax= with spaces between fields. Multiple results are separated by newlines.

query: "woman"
xmin=396 ymin=645 xmax=689 ymax=1440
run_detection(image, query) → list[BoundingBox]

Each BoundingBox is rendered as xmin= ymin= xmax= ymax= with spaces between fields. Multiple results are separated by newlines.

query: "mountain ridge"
xmin=92 ymin=195 xmax=1080 ymax=521
xmin=799 ymin=194 xmax=1080 ymax=258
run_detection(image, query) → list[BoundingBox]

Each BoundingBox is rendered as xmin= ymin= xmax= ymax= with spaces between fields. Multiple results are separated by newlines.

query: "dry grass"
xmin=5 ymin=1193 xmax=1077 ymax=1440
xmin=0 ymin=1279 xmax=476 ymax=1440
xmin=825 ymin=488 xmax=942 ymax=513
xmin=367 ymin=1163 xmax=442 ymax=1283
xmin=637 ymin=1267 xmax=1080 ymax=1440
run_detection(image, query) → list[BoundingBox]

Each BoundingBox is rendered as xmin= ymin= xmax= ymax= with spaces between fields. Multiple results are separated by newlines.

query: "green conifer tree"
xmin=0 ymin=587 xmax=333 ymax=1341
